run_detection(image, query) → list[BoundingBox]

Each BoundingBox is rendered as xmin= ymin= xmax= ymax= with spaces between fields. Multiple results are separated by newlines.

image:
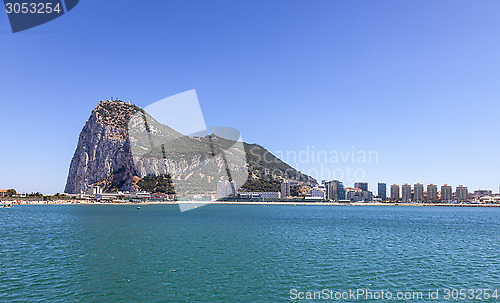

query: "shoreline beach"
xmin=2 ymin=200 xmax=500 ymax=208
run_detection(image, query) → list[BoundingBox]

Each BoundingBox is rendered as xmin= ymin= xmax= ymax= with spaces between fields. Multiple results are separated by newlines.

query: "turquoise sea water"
xmin=0 ymin=205 xmax=499 ymax=302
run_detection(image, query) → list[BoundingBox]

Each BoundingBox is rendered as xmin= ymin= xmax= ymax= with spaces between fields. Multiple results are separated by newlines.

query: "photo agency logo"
xmin=272 ymin=146 xmax=379 ymax=183
xmin=128 ymin=90 xmax=248 ymax=212
xmin=3 ymin=0 xmax=79 ymax=33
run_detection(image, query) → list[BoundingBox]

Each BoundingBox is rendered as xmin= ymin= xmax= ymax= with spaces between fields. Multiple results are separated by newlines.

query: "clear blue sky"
xmin=1 ymin=0 xmax=499 ymax=194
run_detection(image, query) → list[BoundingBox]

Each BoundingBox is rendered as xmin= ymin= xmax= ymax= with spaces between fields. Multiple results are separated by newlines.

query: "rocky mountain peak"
xmin=94 ymin=100 xmax=141 ymax=130
xmin=65 ymin=100 xmax=316 ymax=195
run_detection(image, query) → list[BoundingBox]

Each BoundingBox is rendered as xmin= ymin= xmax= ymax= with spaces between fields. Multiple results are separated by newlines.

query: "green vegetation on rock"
xmin=137 ymin=175 xmax=175 ymax=194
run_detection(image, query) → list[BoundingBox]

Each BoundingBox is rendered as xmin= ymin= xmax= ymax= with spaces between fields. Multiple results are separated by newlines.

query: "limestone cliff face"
xmin=65 ymin=100 xmax=316 ymax=195
xmin=64 ymin=101 xmax=139 ymax=194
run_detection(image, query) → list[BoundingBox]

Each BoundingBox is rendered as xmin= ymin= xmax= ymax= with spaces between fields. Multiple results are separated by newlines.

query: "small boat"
xmin=3 ymin=204 xmax=13 ymax=208
xmin=137 ymin=206 xmax=141 ymax=210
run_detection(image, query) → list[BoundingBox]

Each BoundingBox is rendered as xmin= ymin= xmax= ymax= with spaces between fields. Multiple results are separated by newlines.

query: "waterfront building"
xmin=441 ymin=184 xmax=452 ymax=202
xmin=346 ymin=187 xmax=373 ymax=202
xmin=227 ymin=181 xmax=236 ymax=197
xmin=390 ymin=184 xmax=400 ymax=201
xmin=217 ymin=180 xmax=236 ymax=199
xmin=378 ymin=183 xmax=387 ymax=200
xmin=456 ymin=185 xmax=468 ymax=201
xmin=402 ymin=184 xmax=412 ymax=202
xmin=324 ymin=180 xmax=335 ymax=201
xmin=237 ymin=192 xmax=281 ymax=199
xmin=414 ymin=183 xmax=424 ymax=202
xmin=309 ymin=188 xmax=325 ymax=199
xmin=217 ymin=181 xmax=225 ymax=199
xmin=281 ymin=180 xmax=291 ymax=198
xmin=427 ymin=184 xmax=438 ymax=201
xmin=87 ymin=185 xmax=103 ymax=195
xmin=473 ymin=189 xmax=492 ymax=198
xmin=260 ymin=192 xmax=280 ymax=199
xmin=304 ymin=196 xmax=324 ymax=202
xmin=324 ymin=180 xmax=345 ymax=202
xmin=346 ymin=187 xmax=362 ymax=202
xmin=94 ymin=191 xmax=152 ymax=200
xmin=362 ymin=190 xmax=373 ymax=202
xmin=354 ymin=182 xmax=368 ymax=191
xmin=479 ymin=195 xmax=500 ymax=203
xmin=338 ymin=182 xmax=346 ymax=200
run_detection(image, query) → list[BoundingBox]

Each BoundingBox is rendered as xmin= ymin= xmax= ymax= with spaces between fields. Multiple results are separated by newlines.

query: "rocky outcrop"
xmin=64 ymin=101 xmax=139 ymax=194
xmin=65 ymin=100 xmax=316 ymax=195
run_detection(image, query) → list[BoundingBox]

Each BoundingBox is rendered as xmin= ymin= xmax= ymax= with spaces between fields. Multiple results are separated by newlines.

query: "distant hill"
xmin=65 ymin=100 xmax=316 ymax=195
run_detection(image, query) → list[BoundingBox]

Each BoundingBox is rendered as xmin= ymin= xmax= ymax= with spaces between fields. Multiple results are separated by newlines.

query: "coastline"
xmin=2 ymin=200 xmax=500 ymax=208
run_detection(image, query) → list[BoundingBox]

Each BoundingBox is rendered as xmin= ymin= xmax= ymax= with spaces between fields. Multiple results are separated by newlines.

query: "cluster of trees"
xmin=1 ymin=189 xmax=70 ymax=199
xmin=3 ymin=189 xmax=17 ymax=196
xmin=241 ymin=176 xmax=281 ymax=192
xmin=137 ymin=174 xmax=175 ymax=194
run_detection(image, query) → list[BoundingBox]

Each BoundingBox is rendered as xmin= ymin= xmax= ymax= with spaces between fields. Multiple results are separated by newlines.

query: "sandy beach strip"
xmin=2 ymin=200 xmax=499 ymax=207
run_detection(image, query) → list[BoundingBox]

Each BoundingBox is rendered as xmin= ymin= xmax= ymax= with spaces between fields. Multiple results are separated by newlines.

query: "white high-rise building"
xmin=324 ymin=180 xmax=345 ymax=201
xmin=456 ymin=185 xmax=468 ymax=201
xmin=402 ymin=184 xmax=412 ymax=202
xmin=427 ymin=184 xmax=438 ymax=201
xmin=281 ymin=180 xmax=291 ymax=198
xmin=441 ymin=184 xmax=452 ymax=202
xmin=390 ymin=184 xmax=400 ymax=201
xmin=217 ymin=181 xmax=225 ymax=199
xmin=217 ymin=180 xmax=236 ymax=199
xmin=414 ymin=183 xmax=424 ymax=202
